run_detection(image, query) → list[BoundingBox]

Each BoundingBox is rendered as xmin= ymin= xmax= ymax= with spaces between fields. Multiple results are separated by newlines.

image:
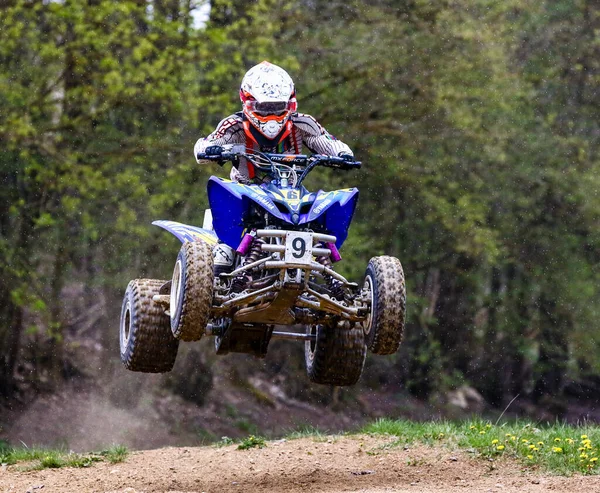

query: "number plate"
xmin=285 ymin=232 xmax=313 ymax=265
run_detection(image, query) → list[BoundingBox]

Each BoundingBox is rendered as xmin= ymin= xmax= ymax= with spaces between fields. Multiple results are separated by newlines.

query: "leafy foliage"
xmin=0 ymin=0 xmax=599 ymax=420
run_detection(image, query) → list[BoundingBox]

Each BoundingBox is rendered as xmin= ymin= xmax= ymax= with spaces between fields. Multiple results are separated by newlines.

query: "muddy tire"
xmin=363 ymin=256 xmax=406 ymax=355
xmin=120 ymin=279 xmax=179 ymax=372
xmin=305 ymin=320 xmax=366 ymax=386
xmin=170 ymin=240 xmax=214 ymax=341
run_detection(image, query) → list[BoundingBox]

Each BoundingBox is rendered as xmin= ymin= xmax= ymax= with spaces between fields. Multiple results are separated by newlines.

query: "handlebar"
xmin=315 ymin=155 xmax=362 ymax=170
xmin=196 ymin=151 xmax=239 ymax=164
xmin=196 ymin=151 xmax=361 ymax=171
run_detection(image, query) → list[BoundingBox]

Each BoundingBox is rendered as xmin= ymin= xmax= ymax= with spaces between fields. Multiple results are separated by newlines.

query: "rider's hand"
xmin=338 ymin=152 xmax=361 ymax=169
xmin=204 ymin=145 xmax=225 ymax=165
xmin=205 ymin=145 xmax=224 ymax=156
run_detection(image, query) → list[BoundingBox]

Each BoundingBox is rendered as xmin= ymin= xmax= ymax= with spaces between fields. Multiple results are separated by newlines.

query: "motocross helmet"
xmin=240 ymin=61 xmax=297 ymax=140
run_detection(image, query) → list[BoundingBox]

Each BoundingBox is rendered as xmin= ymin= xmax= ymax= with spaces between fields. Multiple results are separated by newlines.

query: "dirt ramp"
xmin=3 ymin=436 xmax=600 ymax=493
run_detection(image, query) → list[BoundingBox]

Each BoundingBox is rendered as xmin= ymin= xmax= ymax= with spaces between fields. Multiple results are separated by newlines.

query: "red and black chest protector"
xmin=242 ymin=118 xmax=299 ymax=179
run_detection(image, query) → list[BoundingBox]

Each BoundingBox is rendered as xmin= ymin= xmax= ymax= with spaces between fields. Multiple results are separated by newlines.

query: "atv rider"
xmin=194 ymin=61 xmax=355 ymax=182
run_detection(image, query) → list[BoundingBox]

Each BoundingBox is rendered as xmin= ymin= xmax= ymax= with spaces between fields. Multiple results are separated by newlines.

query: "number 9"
xmin=292 ymin=237 xmax=306 ymax=258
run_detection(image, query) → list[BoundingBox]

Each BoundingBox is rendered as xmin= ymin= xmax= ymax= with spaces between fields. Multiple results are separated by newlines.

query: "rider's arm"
xmin=292 ymin=113 xmax=354 ymax=158
xmin=194 ymin=115 xmax=245 ymax=163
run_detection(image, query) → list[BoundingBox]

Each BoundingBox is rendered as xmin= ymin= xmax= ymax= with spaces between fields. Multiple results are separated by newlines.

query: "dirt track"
xmin=2 ymin=435 xmax=600 ymax=493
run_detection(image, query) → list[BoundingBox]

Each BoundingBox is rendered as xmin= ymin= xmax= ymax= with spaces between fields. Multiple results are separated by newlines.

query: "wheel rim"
xmin=120 ymin=300 xmax=131 ymax=351
xmin=363 ymin=275 xmax=374 ymax=335
xmin=170 ymin=258 xmax=183 ymax=323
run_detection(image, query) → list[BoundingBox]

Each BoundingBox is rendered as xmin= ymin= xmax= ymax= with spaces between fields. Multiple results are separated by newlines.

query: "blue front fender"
xmin=152 ymin=220 xmax=219 ymax=245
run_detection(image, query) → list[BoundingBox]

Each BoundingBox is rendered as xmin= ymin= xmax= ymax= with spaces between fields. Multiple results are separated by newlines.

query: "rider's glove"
xmin=338 ymin=152 xmax=360 ymax=169
xmin=204 ymin=145 xmax=225 ymax=165
xmin=205 ymin=145 xmax=224 ymax=156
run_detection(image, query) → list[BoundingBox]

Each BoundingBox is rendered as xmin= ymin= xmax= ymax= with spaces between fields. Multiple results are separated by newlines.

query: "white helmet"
xmin=240 ymin=61 xmax=297 ymax=140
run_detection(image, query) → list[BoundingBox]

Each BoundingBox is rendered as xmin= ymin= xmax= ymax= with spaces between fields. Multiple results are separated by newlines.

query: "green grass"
xmin=4 ymin=420 xmax=600 ymax=476
xmin=362 ymin=418 xmax=600 ymax=475
xmin=0 ymin=444 xmax=128 ymax=470
xmin=98 ymin=445 xmax=129 ymax=464
xmin=284 ymin=425 xmax=328 ymax=441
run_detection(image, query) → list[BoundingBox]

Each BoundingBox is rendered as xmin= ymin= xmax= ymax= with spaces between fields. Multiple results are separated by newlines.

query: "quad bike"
xmin=119 ymin=146 xmax=406 ymax=386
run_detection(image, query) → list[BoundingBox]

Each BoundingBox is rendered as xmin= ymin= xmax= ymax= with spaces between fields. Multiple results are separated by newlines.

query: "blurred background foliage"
xmin=1 ymin=0 xmax=599 ymax=422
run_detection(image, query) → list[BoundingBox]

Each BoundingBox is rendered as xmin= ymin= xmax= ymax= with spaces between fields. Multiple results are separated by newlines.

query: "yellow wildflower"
xmin=470 ymin=425 xmax=476 ymax=430
xmin=552 ymin=447 xmax=563 ymax=453
xmin=537 ymin=442 xmax=544 ymax=446
xmin=554 ymin=438 xmax=561 ymax=442
xmin=497 ymin=445 xmax=505 ymax=451
xmin=528 ymin=444 xmax=536 ymax=450
xmin=522 ymin=439 xmax=529 ymax=443
xmin=580 ymin=453 xmax=589 ymax=459
xmin=527 ymin=454 xmax=534 ymax=460
xmin=581 ymin=435 xmax=588 ymax=440
xmin=486 ymin=424 xmax=492 ymax=428
xmin=591 ymin=458 xmax=598 ymax=463
xmin=505 ymin=433 xmax=512 ymax=437
xmin=533 ymin=447 xmax=539 ymax=452
xmin=479 ymin=431 xmax=486 ymax=435
xmin=492 ymin=439 xmax=499 ymax=444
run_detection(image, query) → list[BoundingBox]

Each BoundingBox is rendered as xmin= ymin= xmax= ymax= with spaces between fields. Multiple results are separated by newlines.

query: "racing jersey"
xmin=194 ymin=112 xmax=353 ymax=182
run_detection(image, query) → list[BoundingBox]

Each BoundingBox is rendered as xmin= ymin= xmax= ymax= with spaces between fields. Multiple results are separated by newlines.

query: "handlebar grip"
xmin=221 ymin=152 xmax=236 ymax=161
xmin=197 ymin=152 xmax=223 ymax=160
xmin=197 ymin=152 xmax=238 ymax=164
xmin=337 ymin=160 xmax=362 ymax=170
xmin=197 ymin=152 xmax=227 ymax=166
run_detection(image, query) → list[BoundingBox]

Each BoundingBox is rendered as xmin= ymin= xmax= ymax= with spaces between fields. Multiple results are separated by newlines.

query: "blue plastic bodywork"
xmin=152 ymin=220 xmax=218 ymax=245
xmin=207 ymin=176 xmax=358 ymax=249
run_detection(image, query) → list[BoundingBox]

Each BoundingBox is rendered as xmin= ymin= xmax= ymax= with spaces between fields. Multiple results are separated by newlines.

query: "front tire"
xmin=363 ymin=256 xmax=406 ymax=355
xmin=170 ymin=240 xmax=214 ymax=341
xmin=305 ymin=320 xmax=366 ymax=386
xmin=120 ymin=279 xmax=179 ymax=372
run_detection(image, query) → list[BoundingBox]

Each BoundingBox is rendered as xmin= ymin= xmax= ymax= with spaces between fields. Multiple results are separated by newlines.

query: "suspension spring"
xmin=245 ymin=238 xmax=265 ymax=265
xmin=231 ymin=237 xmax=266 ymax=293
xmin=317 ymin=249 xmax=345 ymax=300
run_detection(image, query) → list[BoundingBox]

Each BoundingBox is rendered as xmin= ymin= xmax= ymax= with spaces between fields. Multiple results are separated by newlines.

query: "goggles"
xmin=245 ymin=100 xmax=296 ymax=116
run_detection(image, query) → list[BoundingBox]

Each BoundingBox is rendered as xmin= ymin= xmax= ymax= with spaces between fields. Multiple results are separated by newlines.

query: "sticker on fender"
xmin=285 ymin=232 xmax=313 ymax=265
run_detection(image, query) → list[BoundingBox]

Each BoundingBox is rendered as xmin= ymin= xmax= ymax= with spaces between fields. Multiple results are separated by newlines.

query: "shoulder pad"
xmin=292 ymin=113 xmax=325 ymax=136
xmin=212 ymin=114 xmax=243 ymax=139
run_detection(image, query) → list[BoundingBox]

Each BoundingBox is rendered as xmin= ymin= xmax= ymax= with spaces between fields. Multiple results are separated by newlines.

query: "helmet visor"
xmin=246 ymin=100 xmax=292 ymax=116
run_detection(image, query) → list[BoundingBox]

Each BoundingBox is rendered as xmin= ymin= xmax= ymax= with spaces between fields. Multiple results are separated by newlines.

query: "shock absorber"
xmin=245 ymin=237 xmax=265 ymax=264
xmin=231 ymin=237 xmax=266 ymax=293
xmin=317 ymin=247 xmax=345 ymax=300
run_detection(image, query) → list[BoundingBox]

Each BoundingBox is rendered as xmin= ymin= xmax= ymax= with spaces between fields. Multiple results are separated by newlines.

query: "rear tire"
xmin=120 ymin=279 xmax=179 ymax=372
xmin=305 ymin=320 xmax=366 ymax=386
xmin=363 ymin=256 xmax=406 ymax=355
xmin=170 ymin=240 xmax=214 ymax=341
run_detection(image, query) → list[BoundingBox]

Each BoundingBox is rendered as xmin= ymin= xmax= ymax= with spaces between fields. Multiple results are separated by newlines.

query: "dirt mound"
xmin=2 ymin=435 xmax=600 ymax=492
